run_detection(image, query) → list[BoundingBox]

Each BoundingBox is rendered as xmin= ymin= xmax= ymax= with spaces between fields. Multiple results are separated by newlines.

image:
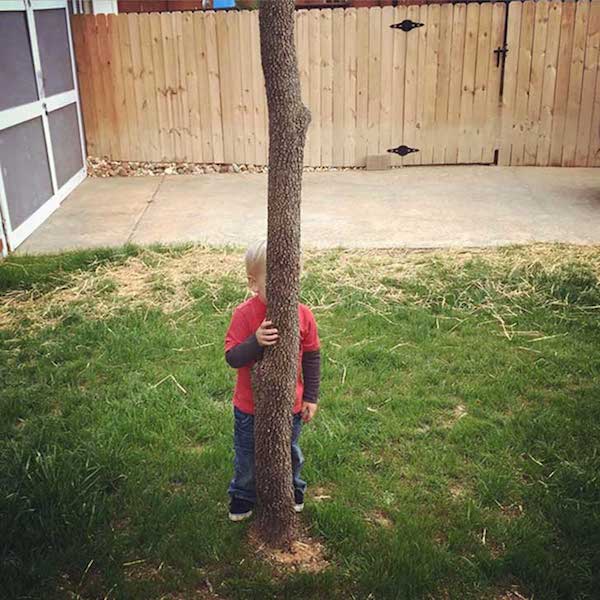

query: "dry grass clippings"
xmin=449 ymin=482 xmax=466 ymax=499
xmin=0 ymin=246 xmax=244 ymax=330
xmin=1 ymin=244 xmax=598 ymax=334
xmin=441 ymin=403 xmax=468 ymax=429
xmin=494 ymin=585 xmax=532 ymax=600
xmin=365 ymin=510 xmax=394 ymax=528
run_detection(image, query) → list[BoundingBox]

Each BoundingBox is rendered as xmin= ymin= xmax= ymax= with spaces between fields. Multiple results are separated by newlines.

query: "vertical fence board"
xmin=472 ymin=3 xmax=492 ymax=163
xmin=421 ymin=4 xmax=440 ymax=165
xmin=514 ymin=1 xmax=536 ymax=166
xmin=175 ymin=13 xmax=193 ymax=160
xmin=106 ymin=15 xmax=128 ymax=160
xmin=549 ymin=1 xmax=576 ymax=165
xmin=139 ymin=14 xmax=161 ymax=161
xmin=343 ymin=8 xmax=357 ymax=167
xmin=86 ymin=17 xmax=103 ymax=157
xmin=379 ymin=6 xmax=394 ymax=157
xmin=321 ymin=9 xmax=334 ymax=167
xmin=575 ymin=2 xmax=600 ymax=166
xmin=182 ymin=12 xmax=202 ymax=163
xmin=536 ymin=1 xmax=562 ymax=166
xmin=171 ymin=13 xmax=187 ymax=161
xmin=433 ymin=3 xmax=452 ymax=165
xmin=250 ymin=11 xmax=266 ymax=165
xmin=446 ymin=3 xmax=466 ymax=164
xmin=205 ymin=12 xmax=223 ymax=163
xmin=129 ymin=15 xmax=150 ymax=161
xmin=88 ymin=16 xmax=108 ymax=157
xmin=192 ymin=13 xmax=211 ymax=163
xmin=563 ymin=1 xmax=590 ymax=166
xmin=458 ymin=3 xmax=479 ymax=164
xmin=230 ymin=13 xmax=246 ymax=165
xmin=355 ymin=7 xmax=369 ymax=166
xmin=412 ymin=4 xmax=428 ymax=165
xmin=402 ymin=4 xmax=420 ymax=166
xmin=149 ymin=14 xmax=169 ymax=161
xmin=308 ymin=9 xmax=322 ymax=166
xmin=332 ymin=9 xmax=345 ymax=167
xmin=389 ymin=5 xmax=407 ymax=167
xmin=97 ymin=15 xmax=120 ymax=159
xmin=118 ymin=15 xmax=140 ymax=160
xmin=239 ymin=11 xmax=256 ymax=165
xmin=485 ymin=1 xmax=506 ymax=162
xmin=72 ymin=17 xmax=99 ymax=158
xmin=297 ymin=10 xmax=310 ymax=165
xmin=524 ymin=1 xmax=550 ymax=165
xmin=160 ymin=13 xmax=179 ymax=160
xmin=590 ymin=66 xmax=600 ymax=166
xmin=367 ymin=7 xmax=381 ymax=159
xmin=588 ymin=3 xmax=600 ymax=166
xmin=499 ymin=1 xmax=521 ymax=165
xmin=175 ymin=12 xmax=189 ymax=161
xmin=215 ymin=11 xmax=233 ymax=163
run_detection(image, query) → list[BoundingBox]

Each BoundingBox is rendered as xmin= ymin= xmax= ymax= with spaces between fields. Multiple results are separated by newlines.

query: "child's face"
xmin=248 ymin=266 xmax=266 ymax=303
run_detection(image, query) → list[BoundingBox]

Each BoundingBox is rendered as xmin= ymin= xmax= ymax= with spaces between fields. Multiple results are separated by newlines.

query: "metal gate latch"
xmin=494 ymin=45 xmax=509 ymax=68
xmin=388 ymin=145 xmax=419 ymax=157
xmin=390 ymin=20 xmax=424 ymax=32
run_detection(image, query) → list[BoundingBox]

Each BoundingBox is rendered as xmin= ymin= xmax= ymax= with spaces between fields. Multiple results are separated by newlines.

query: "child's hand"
xmin=301 ymin=402 xmax=318 ymax=423
xmin=256 ymin=319 xmax=279 ymax=347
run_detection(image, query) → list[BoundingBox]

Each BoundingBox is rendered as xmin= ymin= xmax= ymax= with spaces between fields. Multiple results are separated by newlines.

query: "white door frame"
xmin=0 ymin=0 xmax=87 ymax=251
xmin=0 ymin=176 xmax=9 ymax=257
xmin=0 ymin=229 xmax=7 ymax=258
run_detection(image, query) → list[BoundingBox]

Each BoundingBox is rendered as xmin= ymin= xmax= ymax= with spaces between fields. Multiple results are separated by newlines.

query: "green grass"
xmin=1 ymin=243 xmax=599 ymax=600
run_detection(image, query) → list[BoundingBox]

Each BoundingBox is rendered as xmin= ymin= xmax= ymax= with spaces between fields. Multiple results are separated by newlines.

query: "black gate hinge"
xmin=390 ymin=20 xmax=424 ymax=32
xmin=388 ymin=145 xmax=419 ymax=157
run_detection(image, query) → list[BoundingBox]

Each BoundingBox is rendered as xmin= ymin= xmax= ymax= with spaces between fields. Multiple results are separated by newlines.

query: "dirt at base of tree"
xmin=247 ymin=527 xmax=329 ymax=575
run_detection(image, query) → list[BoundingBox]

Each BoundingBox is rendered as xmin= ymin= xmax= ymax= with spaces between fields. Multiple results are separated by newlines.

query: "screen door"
xmin=0 ymin=0 xmax=86 ymax=253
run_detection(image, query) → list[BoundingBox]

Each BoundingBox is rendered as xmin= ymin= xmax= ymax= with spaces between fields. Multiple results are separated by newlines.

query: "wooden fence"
xmin=72 ymin=1 xmax=600 ymax=168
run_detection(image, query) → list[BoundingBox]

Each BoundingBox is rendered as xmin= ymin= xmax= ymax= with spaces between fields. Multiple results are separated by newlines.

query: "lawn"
xmin=1 ymin=243 xmax=599 ymax=600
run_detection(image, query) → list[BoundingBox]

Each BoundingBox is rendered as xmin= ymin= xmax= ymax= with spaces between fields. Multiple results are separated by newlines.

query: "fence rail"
xmin=72 ymin=1 xmax=600 ymax=167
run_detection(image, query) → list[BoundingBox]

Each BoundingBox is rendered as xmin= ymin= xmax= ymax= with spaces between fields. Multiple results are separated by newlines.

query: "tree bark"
xmin=251 ymin=0 xmax=311 ymax=549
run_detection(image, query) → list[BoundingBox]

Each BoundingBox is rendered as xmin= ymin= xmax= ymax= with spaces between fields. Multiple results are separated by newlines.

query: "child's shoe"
xmin=294 ymin=490 xmax=304 ymax=513
xmin=229 ymin=497 xmax=254 ymax=521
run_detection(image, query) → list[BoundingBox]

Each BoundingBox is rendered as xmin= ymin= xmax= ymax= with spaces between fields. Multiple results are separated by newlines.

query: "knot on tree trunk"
xmin=295 ymin=103 xmax=312 ymax=138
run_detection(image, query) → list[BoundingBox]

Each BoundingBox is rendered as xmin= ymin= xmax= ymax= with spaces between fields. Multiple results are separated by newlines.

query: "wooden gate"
xmin=296 ymin=3 xmax=508 ymax=167
xmin=379 ymin=3 xmax=507 ymax=166
xmin=499 ymin=0 xmax=600 ymax=167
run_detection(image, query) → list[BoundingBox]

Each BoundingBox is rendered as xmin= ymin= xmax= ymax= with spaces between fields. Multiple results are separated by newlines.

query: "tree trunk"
xmin=250 ymin=0 xmax=311 ymax=549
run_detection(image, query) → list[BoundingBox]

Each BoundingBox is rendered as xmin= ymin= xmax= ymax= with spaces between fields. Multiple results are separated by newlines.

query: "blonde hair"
xmin=244 ymin=238 xmax=304 ymax=278
xmin=245 ymin=239 xmax=267 ymax=277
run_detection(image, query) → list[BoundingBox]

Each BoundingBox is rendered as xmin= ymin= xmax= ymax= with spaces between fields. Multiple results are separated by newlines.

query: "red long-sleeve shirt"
xmin=224 ymin=294 xmax=321 ymax=414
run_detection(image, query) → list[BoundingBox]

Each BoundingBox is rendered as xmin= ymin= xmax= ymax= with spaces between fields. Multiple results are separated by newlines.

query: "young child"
xmin=224 ymin=239 xmax=321 ymax=522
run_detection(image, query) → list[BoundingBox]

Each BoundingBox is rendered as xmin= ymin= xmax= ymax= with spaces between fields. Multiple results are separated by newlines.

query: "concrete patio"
xmin=15 ymin=166 xmax=600 ymax=254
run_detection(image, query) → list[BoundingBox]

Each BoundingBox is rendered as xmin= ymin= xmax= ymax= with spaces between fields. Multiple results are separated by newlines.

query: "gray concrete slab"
xmin=16 ymin=176 xmax=161 ymax=255
xmin=15 ymin=166 xmax=600 ymax=255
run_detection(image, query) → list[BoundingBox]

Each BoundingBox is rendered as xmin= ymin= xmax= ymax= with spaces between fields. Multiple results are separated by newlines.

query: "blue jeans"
xmin=228 ymin=406 xmax=307 ymax=503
